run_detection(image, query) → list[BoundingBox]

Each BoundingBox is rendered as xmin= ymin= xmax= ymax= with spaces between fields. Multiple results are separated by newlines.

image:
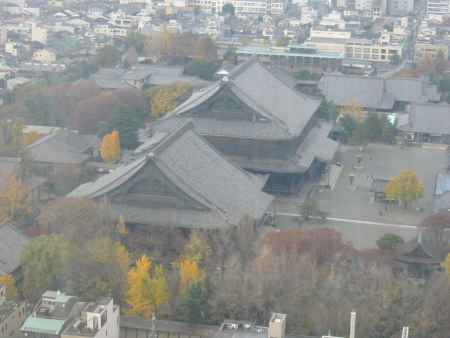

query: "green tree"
xmin=340 ymin=115 xmax=358 ymax=141
xmin=110 ymin=104 xmax=141 ymax=149
xmin=65 ymin=237 xmax=129 ymax=303
xmin=350 ymin=122 xmax=369 ymax=146
xmin=21 ymin=235 xmax=70 ymax=301
xmin=317 ymin=99 xmax=338 ymax=121
xmin=95 ymin=45 xmax=121 ymax=68
xmin=222 ymin=3 xmax=235 ymax=16
xmin=183 ymin=60 xmax=220 ymax=80
xmin=376 ymin=233 xmax=404 ymax=251
xmin=178 ymin=282 xmax=209 ymax=323
xmin=365 ymin=115 xmax=383 ymax=141
xmin=37 ymin=198 xmax=113 ymax=243
xmin=125 ymin=32 xmax=146 ymax=54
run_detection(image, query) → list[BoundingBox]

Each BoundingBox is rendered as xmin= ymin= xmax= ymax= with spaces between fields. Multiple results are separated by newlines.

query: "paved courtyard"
xmin=271 ymin=143 xmax=448 ymax=249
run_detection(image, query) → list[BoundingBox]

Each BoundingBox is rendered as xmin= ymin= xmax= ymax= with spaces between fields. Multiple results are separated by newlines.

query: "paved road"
xmin=274 ymin=212 xmax=417 ymax=229
xmin=270 ymin=212 xmax=418 ymax=250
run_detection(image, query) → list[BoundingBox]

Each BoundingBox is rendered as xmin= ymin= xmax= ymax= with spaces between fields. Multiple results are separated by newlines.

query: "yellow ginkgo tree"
xmin=0 ymin=174 xmax=30 ymax=223
xmin=0 ymin=274 xmax=17 ymax=300
xmin=384 ymin=170 xmax=424 ymax=208
xmin=100 ymin=130 xmax=121 ymax=163
xmin=126 ymin=255 xmax=169 ymax=318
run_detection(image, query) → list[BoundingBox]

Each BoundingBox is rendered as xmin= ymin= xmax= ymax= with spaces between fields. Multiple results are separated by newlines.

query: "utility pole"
xmin=401 ymin=327 xmax=409 ymax=338
xmin=349 ymin=311 xmax=356 ymax=338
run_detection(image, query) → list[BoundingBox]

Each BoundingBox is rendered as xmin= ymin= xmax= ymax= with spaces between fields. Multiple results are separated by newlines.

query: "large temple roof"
xmin=69 ymin=122 xmax=273 ymax=228
xmin=159 ymin=59 xmax=321 ymax=140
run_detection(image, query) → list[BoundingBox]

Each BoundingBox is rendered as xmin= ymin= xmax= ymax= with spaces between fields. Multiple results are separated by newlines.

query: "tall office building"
xmin=426 ymin=0 xmax=450 ymax=15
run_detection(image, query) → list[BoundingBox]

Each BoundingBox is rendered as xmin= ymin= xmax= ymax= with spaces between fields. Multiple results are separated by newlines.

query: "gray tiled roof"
xmin=295 ymin=120 xmax=338 ymax=169
xmin=26 ymin=130 xmax=98 ymax=164
xmin=69 ymin=122 xmax=273 ymax=228
xmin=385 ymin=78 xmax=441 ymax=103
xmin=318 ymin=74 xmax=395 ymax=110
xmin=398 ymin=103 xmax=450 ymax=135
xmin=0 ymin=224 xmax=29 ymax=275
xmin=164 ymin=60 xmax=320 ymax=139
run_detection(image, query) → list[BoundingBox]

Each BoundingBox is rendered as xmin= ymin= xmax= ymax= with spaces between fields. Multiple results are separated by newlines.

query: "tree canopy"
xmin=384 ymin=170 xmax=424 ymax=207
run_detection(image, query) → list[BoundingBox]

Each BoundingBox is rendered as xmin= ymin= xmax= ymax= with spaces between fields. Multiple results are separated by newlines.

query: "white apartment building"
xmin=308 ymin=29 xmax=351 ymax=54
xmin=346 ymin=38 xmax=403 ymax=62
xmin=300 ymin=7 xmax=318 ymax=25
xmin=196 ymin=0 xmax=286 ymax=15
xmin=5 ymin=42 xmax=18 ymax=57
xmin=355 ymin=0 xmax=387 ymax=16
xmin=426 ymin=0 xmax=450 ymax=15
xmin=31 ymin=23 xmax=47 ymax=45
xmin=62 ymin=298 xmax=120 ymax=338
xmin=388 ymin=0 xmax=414 ymax=15
xmin=94 ymin=25 xmax=128 ymax=38
xmin=319 ymin=11 xmax=346 ymax=29
xmin=0 ymin=28 xmax=8 ymax=46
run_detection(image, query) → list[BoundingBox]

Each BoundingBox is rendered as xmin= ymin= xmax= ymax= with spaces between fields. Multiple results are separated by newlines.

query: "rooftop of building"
xmin=0 ymin=299 xmax=23 ymax=324
xmin=63 ymin=299 xmax=114 ymax=337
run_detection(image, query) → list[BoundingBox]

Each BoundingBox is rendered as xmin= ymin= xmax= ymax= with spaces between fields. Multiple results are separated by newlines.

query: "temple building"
xmin=149 ymin=59 xmax=338 ymax=194
xmin=395 ymin=229 xmax=449 ymax=278
xmin=69 ymin=122 xmax=273 ymax=229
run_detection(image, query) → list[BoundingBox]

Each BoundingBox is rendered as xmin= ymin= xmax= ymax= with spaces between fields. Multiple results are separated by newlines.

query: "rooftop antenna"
xmin=349 ymin=311 xmax=356 ymax=338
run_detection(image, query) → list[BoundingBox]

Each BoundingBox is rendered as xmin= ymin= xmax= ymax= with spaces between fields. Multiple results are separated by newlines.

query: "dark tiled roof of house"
xmin=26 ymin=130 xmax=98 ymax=164
xmin=0 ymin=224 xmax=29 ymax=275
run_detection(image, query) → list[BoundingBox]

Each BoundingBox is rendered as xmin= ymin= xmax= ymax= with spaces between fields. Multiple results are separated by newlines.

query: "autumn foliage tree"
xmin=37 ymin=197 xmax=114 ymax=242
xmin=149 ymin=82 xmax=192 ymax=119
xmin=340 ymin=97 xmax=364 ymax=122
xmin=0 ymin=174 xmax=29 ymax=223
xmin=126 ymin=255 xmax=169 ymax=318
xmin=0 ymin=274 xmax=18 ymax=300
xmin=176 ymin=258 xmax=202 ymax=294
xmin=23 ymin=131 xmax=44 ymax=146
xmin=100 ymin=130 xmax=121 ymax=162
xmin=384 ymin=170 xmax=424 ymax=207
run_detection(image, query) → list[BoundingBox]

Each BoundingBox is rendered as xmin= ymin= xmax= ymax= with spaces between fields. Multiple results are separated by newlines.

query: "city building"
xmin=236 ymin=45 xmax=344 ymax=69
xmin=147 ymin=59 xmax=338 ymax=194
xmin=388 ymin=0 xmax=414 ymax=16
xmin=62 ymin=298 xmax=119 ymax=338
xmin=21 ymin=291 xmax=81 ymax=337
xmin=0 ymin=28 xmax=8 ymax=46
xmin=21 ymin=291 xmax=120 ymax=338
xmin=215 ymin=314 xmax=287 ymax=338
xmin=5 ymin=42 xmax=18 ymax=57
xmin=345 ymin=38 xmax=403 ymax=63
xmin=32 ymin=48 xmax=57 ymax=63
xmin=195 ymin=0 xmax=287 ymax=15
xmin=0 ymin=284 xmax=27 ymax=337
xmin=69 ymin=121 xmax=274 ymax=228
xmin=414 ymin=42 xmax=449 ymax=64
xmin=426 ymin=0 xmax=450 ymax=15
xmin=31 ymin=24 xmax=48 ymax=45
xmin=307 ymin=28 xmax=352 ymax=55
